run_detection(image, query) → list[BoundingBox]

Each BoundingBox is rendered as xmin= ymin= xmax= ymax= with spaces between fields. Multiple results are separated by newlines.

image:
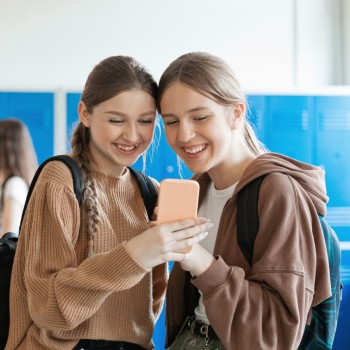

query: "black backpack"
xmin=0 ymin=155 xmax=158 ymax=349
xmin=237 ymin=175 xmax=342 ymax=350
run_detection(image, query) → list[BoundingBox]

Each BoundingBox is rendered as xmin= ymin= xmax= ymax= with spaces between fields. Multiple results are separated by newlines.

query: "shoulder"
xmin=260 ymin=173 xmax=296 ymax=194
xmin=28 ymin=159 xmax=79 ymax=203
xmin=128 ymin=169 xmax=160 ymax=192
xmin=37 ymin=159 xmax=76 ymax=188
xmin=257 ymin=173 xmax=305 ymax=218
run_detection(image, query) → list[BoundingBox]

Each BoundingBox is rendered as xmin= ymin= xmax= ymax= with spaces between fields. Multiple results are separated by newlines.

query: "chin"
xmin=183 ymin=163 xmax=209 ymax=174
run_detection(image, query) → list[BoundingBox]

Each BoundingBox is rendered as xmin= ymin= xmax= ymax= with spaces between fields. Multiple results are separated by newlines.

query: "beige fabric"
xmin=6 ymin=161 xmax=167 ymax=350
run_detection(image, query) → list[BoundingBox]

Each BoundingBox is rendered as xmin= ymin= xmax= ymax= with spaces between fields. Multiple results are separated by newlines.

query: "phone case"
xmin=157 ymin=179 xmax=200 ymax=253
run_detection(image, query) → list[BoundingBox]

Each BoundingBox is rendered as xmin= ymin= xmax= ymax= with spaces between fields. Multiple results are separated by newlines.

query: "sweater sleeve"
xmin=152 ymin=263 xmax=168 ymax=321
xmin=15 ymin=164 xmax=149 ymax=331
xmin=192 ymin=173 xmax=331 ymax=350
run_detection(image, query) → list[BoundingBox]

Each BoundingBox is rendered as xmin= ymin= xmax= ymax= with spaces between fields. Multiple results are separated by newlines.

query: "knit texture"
xmin=5 ymin=161 xmax=166 ymax=350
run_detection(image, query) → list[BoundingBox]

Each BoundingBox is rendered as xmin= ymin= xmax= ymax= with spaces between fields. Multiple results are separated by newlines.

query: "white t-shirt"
xmin=0 ymin=176 xmax=28 ymax=234
xmin=194 ymin=180 xmax=238 ymax=324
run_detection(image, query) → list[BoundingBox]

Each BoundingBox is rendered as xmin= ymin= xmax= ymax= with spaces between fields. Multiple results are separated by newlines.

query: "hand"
xmin=126 ymin=218 xmax=213 ymax=270
xmin=180 ymin=243 xmax=216 ymax=277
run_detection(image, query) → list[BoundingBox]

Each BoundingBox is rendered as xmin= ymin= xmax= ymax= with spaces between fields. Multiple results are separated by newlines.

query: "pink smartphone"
xmin=157 ymin=179 xmax=200 ymax=253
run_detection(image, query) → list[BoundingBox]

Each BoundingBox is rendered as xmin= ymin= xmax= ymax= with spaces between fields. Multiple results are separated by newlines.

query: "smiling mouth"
xmin=184 ymin=144 xmax=207 ymax=154
xmin=116 ymin=143 xmax=139 ymax=151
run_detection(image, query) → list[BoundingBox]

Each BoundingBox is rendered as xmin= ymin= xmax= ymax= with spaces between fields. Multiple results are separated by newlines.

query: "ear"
xmin=229 ymin=103 xmax=245 ymax=130
xmin=78 ymin=101 xmax=90 ymax=127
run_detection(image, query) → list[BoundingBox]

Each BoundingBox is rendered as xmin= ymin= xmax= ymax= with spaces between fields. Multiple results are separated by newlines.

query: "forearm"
xmin=193 ymin=256 xmax=310 ymax=350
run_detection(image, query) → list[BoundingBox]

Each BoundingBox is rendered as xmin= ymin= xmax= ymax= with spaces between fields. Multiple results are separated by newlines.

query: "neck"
xmin=208 ymin=152 xmax=256 ymax=190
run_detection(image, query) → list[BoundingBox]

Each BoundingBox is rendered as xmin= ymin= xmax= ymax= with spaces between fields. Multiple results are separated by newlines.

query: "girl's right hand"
xmin=125 ymin=218 xmax=213 ymax=270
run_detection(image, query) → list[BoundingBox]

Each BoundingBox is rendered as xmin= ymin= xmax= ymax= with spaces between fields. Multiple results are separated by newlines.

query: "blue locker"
xmin=0 ymin=92 xmax=54 ymax=163
xmin=265 ymin=95 xmax=315 ymax=163
xmin=246 ymin=94 xmax=267 ymax=143
xmin=66 ymin=92 xmax=81 ymax=144
xmin=315 ymin=96 xmax=350 ymax=207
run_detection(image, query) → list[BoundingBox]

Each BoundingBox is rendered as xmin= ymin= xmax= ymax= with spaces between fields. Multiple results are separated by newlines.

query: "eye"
xmin=163 ymin=118 xmax=179 ymax=126
xmin=139 ymin=118 xmax=155 ymax=125
xmin=109 ymin=118 xmax=124 ymax=124
xmin=194 ymin=115 xmax=208 ymax=122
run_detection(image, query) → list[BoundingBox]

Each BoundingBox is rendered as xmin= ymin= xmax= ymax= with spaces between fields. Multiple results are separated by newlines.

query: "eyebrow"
xmin=162 ymin=106 xmax=209 ymax=118
xmin=105 ymin=111 xmax=156 ymax=117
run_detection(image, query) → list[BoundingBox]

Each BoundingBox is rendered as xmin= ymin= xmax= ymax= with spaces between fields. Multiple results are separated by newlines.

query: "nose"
xmin=177 ymin=121 xmax=195 ymax=143
xmin=123 ymin=122 xmax=139 ymax=142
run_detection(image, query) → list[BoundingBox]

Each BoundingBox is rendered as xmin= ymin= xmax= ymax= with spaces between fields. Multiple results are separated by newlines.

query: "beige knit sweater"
xmin=5 ymin=161 xmax=167 ymax=350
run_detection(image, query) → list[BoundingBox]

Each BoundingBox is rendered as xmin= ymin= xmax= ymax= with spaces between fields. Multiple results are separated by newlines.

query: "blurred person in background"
xmin=0 ymin=118 xmax=38 ymax=237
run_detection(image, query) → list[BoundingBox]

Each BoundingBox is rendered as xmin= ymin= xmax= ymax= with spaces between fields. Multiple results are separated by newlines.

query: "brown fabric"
xmin=166 ymin=153 xmax=331 ymax=350
xmin=6 ymin=161 xmax=166 ymax=350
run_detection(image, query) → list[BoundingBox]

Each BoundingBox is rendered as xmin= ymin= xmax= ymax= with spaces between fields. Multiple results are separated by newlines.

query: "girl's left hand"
xmin=180 ymin=243 xmax=215 ymax=277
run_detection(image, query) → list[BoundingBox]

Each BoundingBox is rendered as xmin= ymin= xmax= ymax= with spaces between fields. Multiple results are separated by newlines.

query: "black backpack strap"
xmin=128 ymin=168 xmax=158 ymax=221
xmin=19 ymin=155 xmax=83 ymax=232
xmin=237 ymin=175 xmax=265 ymax=266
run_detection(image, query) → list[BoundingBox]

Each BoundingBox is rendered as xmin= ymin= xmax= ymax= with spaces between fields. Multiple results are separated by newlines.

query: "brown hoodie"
xmin=165 ymin=153 xmax=331 ymax=350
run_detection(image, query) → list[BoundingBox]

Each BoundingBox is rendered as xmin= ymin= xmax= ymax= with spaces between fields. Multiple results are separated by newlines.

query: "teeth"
xmin=185 ymin=145 xmax=205 ymax=154
xmin=117 ymin=144 xmax=138 ymax=151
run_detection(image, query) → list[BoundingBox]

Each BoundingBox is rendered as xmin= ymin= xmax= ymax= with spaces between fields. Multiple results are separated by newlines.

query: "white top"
xmin=0 ymin=176 xmax=28 ymax=234
xmin=194 ymin=180 xmax=238 ymax=324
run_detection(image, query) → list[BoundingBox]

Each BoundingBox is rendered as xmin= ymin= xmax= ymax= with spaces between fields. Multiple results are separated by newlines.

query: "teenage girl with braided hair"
xmin=6 ymin=56 xmax=211 ymax=350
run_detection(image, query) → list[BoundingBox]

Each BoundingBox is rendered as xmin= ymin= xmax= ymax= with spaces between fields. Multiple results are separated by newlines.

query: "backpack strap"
xmin=128 ymin=168 xmax=158 ymax=221
xmin=237 ymin=175 xmax=266 ymax=266
xmin=19 ymin=155 xmax=83 ymax=232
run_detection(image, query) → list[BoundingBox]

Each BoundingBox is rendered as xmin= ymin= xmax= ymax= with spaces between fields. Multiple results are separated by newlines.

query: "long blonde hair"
xmin=70 ymin=56 xmax=157 ymax=257
xmin=157 ymin=52 xmax=267 ymax=156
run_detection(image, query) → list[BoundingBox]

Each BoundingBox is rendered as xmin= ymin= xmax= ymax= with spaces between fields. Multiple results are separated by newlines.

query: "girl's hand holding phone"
xmin=126 ymin=218 xmax=213 ymax=270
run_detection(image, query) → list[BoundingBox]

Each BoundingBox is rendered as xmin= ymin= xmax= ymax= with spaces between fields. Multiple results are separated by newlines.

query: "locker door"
xmin=66 ymin=92 xmax=81 ymax=142
xmin=0 ymin=92 xmax=54 ymax=163
xmin=266 ymin=95 xmax=315 ymax=163
xmin=315 ymin=96 xmax=350 ymax=207
xmin=246 ymin=94 xmax=267 ymax=143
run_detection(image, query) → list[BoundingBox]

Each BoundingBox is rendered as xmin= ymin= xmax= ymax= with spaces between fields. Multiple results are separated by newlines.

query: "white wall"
xmin=0 ymin=0 xmax=348 ymax=91
xmin=344 ymin=0 xmax=350 ymax=83
xmin=1 ymin=0 xmax=349 ymax=153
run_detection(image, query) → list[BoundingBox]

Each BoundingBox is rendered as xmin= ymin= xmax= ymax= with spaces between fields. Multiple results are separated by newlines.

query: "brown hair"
xmin=70 ymin=55 xmax=157 ymax=257
xmin=0 ymin=118 xmax=38 ymax=185
xmin=157 ymin=52 xmax=267 ymax=156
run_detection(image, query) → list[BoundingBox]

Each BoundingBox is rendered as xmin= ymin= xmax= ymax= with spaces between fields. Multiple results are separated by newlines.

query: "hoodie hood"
xmin=236 ymin=153 xmax=329 ymax=216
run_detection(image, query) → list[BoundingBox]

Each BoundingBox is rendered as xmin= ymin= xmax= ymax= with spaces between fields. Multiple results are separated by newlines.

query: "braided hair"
xmin=70 ymin=56 xmax=157 ymax=257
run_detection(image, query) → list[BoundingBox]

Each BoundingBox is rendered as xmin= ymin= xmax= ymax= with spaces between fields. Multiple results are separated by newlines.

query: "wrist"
xmin=191 ymin=255 xmax=216 ymax=277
